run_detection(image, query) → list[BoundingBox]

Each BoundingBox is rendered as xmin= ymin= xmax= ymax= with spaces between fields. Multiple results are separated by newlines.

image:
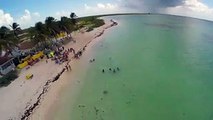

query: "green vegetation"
xmin=0 ymin=13 xmax=106 ymax=87
xmin=0 ymin=25 xmax=19 ymax=56
xmin=28 ymin=14 xmax=104 ymax=49
xmin=10 ymin=22 xmax=21 ymax=38
xmin=0 ymin=12 xmax=105 ymax=55
xmin=77 ymin=16 xmax=105 ymax=32
xmin=0 ymin=70 xmax=18 ymax=87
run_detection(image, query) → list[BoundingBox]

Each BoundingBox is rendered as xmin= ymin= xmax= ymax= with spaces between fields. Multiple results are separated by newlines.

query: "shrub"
xmin=78 ymin=17 xmax=105 ymax=31
xmin=86 ymin=27 xmax=94 ymax=32
xmin=0 ymin=70 xmax=19 ymax=87
xmin=92 ymin=19 xmax=105 ymax=28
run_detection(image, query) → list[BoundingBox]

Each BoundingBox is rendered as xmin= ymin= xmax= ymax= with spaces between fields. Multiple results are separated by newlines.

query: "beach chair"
xmin=26 ymin=74 xmax=33 ymax=80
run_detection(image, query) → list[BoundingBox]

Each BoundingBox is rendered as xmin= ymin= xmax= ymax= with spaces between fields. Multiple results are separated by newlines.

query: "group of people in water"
xmin=89 ymin=59 xmax=95 ymax=63
xmin=88 ymin=57 xmax=120 ymax=74
xmin=102 ymin=67 xmax=120 ymax=73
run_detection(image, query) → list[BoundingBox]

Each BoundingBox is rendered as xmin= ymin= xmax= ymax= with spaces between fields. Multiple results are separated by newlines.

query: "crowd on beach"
xmin=45 ymin=46 xmax=75 ymax=65
xmin=45 ymin=43 xmax=82 ymax=63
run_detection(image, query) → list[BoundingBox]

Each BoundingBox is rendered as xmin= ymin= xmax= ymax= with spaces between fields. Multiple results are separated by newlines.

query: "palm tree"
xmin=0 ymin=26 xmax=18 ymax=56
xmin=31 ymin=21 xmax=56 ymax=50
xmin=35 ymin=22 xmax=46 ymax=34
xmin=45 ymin=17 xmax=59 ymax=38
xmin=31 ymin=22 xmax=48 ymax=44
xmin=10 ymin=22 xmax=21 ymax=38
xmin=59 ymin=16 xmax=73 ymax=34
xmin=70 ymin=12 xmax=77 ymax=24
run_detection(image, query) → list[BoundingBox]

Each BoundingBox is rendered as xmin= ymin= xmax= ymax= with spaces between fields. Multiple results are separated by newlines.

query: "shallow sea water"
xmin=54 ymin=15 xmax=213 ymax=120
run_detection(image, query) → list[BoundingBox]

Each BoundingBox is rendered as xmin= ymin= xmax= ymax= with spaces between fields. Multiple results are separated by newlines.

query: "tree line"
xmin=0 ymin=12 xmax=77 ymax=56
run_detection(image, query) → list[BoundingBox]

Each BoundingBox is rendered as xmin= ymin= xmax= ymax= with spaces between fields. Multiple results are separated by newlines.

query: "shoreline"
xmin=21 ymin=68 xmax=66 ymax=120
xmin=4 ymin=18 xmax=118 ymax=120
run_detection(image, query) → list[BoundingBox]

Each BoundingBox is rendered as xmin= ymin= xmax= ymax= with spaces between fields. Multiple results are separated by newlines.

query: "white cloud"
xmin=17 ymin=9 xmax=41 ymax=28
xmin=33 ymin=12 xmax=40 ymax=17
xmin=0 ymin=9 xmax=14 ymax=27
xmin=98 ymin=3 xmax=118 ymax=9
xmin=164 ymin=0 xmax=213 ymax=20
xmin=19 ymin=9 xmax=31 ymax=23
xmin=56 ymin=10 xmax=70 ymax=19
xmin=82 ymin=3 xmax=122 ymax=16
xmin=87 ymin=3 xmax=118 ymax=10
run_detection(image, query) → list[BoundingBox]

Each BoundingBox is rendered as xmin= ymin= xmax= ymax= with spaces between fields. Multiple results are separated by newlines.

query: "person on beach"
xmin=79 ymin=51 xmax=82 ymax=56
xmin=68 ymin=65 xmax=72 ymax=71
xmin=65 ymin=66 xmax=69 ymax=71
xmin=74 ymin=54 xmax=79 ymax=59
xmin=70 ymin=48 xmax=75 ymax=55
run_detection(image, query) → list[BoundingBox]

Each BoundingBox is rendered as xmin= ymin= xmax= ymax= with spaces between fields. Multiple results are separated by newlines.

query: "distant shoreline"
xmin=81 ymin=12 xmax=213 ymax=23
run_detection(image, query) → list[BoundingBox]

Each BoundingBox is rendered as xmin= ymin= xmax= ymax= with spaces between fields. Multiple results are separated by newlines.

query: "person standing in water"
xmin=117 ymin=67 xmax=120 ymax=71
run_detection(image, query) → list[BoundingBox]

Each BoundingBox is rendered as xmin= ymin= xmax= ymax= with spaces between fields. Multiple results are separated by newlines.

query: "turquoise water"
xmin=54 ymin=15 xmax=213 ymax=120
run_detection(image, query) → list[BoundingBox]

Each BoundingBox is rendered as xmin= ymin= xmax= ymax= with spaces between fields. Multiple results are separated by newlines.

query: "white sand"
xmin=0 ymin=19 xmax=117 ymax=120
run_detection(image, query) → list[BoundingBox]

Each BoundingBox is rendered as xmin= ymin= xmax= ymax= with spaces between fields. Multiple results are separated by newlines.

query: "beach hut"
xmin=0 ymin=57 xmax=15 ymax=75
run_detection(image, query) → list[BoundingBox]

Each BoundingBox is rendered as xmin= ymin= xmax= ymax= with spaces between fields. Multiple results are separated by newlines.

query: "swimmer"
xmin=117 ymin=67 xmax=120 ymax=71
xmin=109 ymin=68 xmax=112 ymax=71
xmin=102 ymin=69 xmax=105 ymax=73
xmin=113 ymin=69 xmax=116 ymax=73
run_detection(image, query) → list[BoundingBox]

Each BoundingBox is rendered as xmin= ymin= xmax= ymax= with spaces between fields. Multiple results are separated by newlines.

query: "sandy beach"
xmin=0 ymin=18 xmax=118 ymax=120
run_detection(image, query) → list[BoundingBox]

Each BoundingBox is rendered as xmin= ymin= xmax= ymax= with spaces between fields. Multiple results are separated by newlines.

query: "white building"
xmin=0 ymin=57 xmax=15 ymax=75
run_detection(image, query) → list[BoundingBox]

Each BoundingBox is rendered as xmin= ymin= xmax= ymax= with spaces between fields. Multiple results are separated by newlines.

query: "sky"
xmin=1 ymin=0 xmax=213 ymax=28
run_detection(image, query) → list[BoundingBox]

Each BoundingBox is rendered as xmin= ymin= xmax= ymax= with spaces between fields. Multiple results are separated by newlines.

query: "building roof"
xmin=19 ymin=41 xmax=35 ymax=50
xmin=0 ymin=56 xmax=13 ymax=66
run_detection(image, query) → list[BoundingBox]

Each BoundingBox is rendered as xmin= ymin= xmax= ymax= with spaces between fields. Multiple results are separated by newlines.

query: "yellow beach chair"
xmin=26 ymin=74 xmax=33 ymax=80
